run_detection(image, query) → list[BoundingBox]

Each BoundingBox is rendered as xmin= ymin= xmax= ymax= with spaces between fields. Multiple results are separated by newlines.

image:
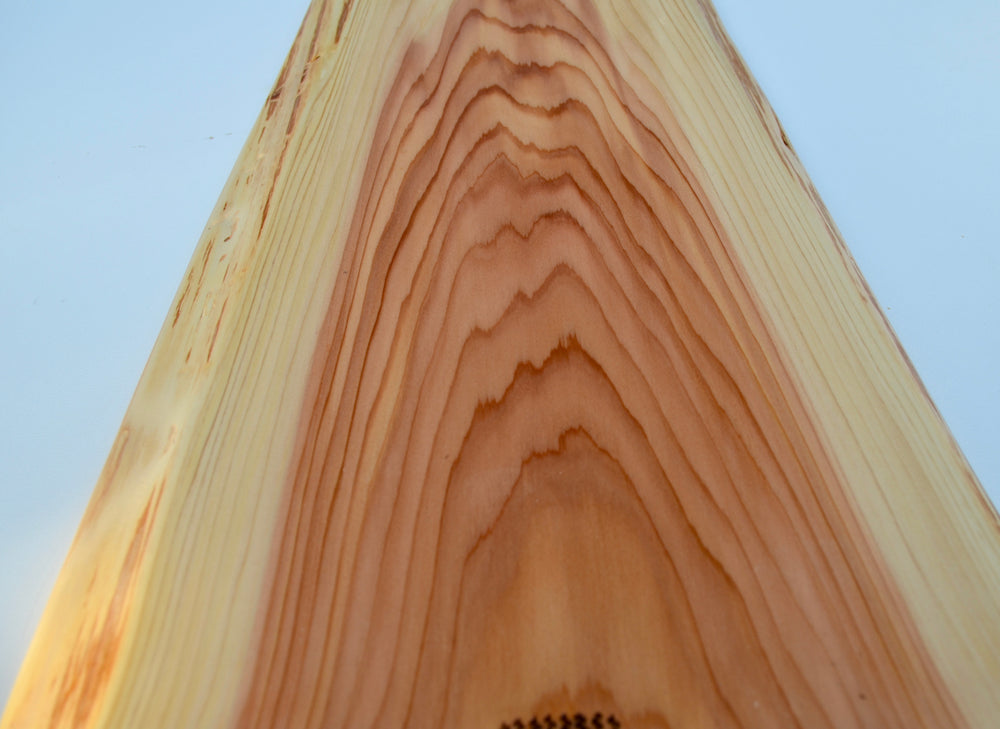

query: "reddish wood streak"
xmin=335 ymin=0 xmax=354 ymax=44
xmin=206 ymin=298 xmax=228 ymax=363
xmin=50 ymin=481 xmax=165 ymax=727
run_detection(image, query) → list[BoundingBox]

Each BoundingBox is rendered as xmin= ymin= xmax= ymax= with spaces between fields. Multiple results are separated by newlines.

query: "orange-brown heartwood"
xmin=4 ymin=1 xmax=999 ymax=728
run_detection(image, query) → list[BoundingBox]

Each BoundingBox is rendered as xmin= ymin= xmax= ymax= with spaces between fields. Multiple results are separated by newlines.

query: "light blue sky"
xmin=1 ymin=0 xmax=997 ymax=710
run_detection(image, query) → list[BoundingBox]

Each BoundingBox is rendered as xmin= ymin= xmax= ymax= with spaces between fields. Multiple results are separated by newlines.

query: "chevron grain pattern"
xmin=4 ymin=1 xmax=999 ymax=728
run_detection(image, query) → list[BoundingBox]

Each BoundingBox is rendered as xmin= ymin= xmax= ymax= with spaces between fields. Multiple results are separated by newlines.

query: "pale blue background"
xmin=1 ymin=0 xmax=997 ymax=708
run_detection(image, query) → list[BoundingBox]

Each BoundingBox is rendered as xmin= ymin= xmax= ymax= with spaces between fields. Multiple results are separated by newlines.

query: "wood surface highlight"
xmin=3 ymin=1 xmax=999 ymax=728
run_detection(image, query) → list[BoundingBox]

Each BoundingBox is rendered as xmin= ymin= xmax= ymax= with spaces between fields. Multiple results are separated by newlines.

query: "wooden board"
xmin=4 ymin=1 xmax=999 ymax=727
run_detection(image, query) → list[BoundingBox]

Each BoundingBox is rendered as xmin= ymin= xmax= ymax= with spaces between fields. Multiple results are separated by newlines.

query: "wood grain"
xmin=4 ymin=1 xmax=999 ymax=728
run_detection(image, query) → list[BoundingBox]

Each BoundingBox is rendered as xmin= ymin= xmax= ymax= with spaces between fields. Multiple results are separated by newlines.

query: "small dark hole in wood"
xmin=501 ymin=714 xmax=619 ymax=729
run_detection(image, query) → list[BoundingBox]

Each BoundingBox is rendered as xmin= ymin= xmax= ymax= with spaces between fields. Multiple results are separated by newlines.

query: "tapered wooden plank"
xmin=3 ymin=1 xmax=999 ymax=728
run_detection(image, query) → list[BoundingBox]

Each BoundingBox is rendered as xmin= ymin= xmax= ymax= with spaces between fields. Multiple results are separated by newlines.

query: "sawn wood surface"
xmin=4 ymin=1 xmax=999 ymax=728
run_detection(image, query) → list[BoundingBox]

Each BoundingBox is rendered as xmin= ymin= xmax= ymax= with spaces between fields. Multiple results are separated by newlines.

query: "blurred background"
xmin=1 ymin=0 xmax=997 ymax=709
